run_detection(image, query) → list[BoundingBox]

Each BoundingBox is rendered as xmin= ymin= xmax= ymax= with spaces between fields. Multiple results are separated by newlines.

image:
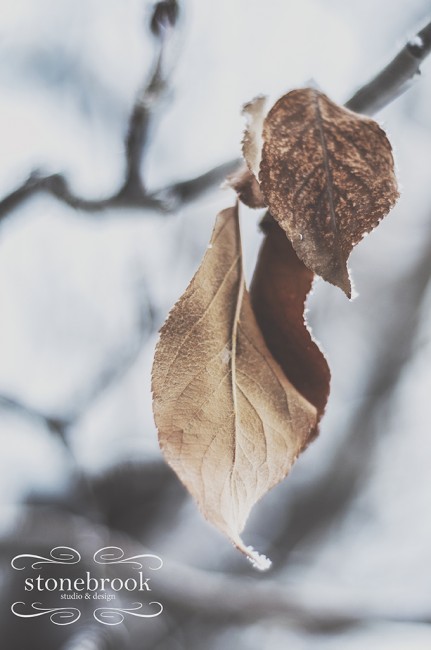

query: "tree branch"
xmin=346 ymin=19 xmax=431 ymax=115
xmin=1 ymin=15 xmax=429 ymax=223
xmin=120 ymin=2 xmax=178 ymax=199
xmin=0 ymin=159 xmax=240 ymax=223
xmin=0 ymin=0 xmax=179 ymax=223
xmin=162 ymin=158 xmax=242 ymax=206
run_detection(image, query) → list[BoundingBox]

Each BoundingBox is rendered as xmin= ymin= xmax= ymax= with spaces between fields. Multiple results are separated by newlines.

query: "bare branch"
xmin=150 ymin=0 xmax=180 ymax=37
xmin=346 ymin=19 xmax=431 ymax=115
xmin=0 ymin=172 xmax=146 ymax=221
xmin=1 ymin=16 xmax=429 ymax=224
xmin=120 ymin=2 xmax=179 ymax=198
xmin=0 ymin=0 xmax=241 ymax=224
xmin=160 ymin=158 xmax=242 ymax=206
xmin=0 ymin=159 xmax=241 ymax=223
xmin=0 ymin=15 xmax=427 ymax=225
xmin=0 ymin=0 xmax=179 ymax=223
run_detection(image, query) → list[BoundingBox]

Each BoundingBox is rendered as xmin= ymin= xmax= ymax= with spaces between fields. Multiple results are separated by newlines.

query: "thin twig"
xmin=346 ymin=19 xmax=431 ymax=115
xmin=1 ymin=16 xmax=429 ymax=224
xmin=162 ymin=158 xmax=242 ymax=205
xmin=0 ymin=0 xmax=169 ymax=222
xmin=0 ymin=159 xmax=240 ymax=223
xmin=120 ymin=4 xmax=176 ymax=199
xmin=0 ymin=0 xmax=239 ymax=224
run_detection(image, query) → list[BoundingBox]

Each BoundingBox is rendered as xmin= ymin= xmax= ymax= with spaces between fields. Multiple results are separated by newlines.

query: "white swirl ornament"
xmin=11 ymin=547 xmax=81 ymax=570
xmin=11 ymin=602 xmax=81 ymax=625
xmin=93 ymin=602 xmax=163 ymax=625
xmin=93 ymin=547 xmax=162 ymax=571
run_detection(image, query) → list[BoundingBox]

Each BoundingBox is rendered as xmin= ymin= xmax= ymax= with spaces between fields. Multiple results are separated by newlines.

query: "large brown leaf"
xmin=251 ymin=214 xmax=330 ymax=440
xmin=152 ymin=205 xmax=316 ymax=569
xmin=259 ymin=88 xmax=399 ymax=297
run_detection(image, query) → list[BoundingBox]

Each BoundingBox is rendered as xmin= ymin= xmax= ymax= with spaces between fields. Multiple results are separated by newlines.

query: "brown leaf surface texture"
xmin=251 ymin=214 xmax=330 ymax=440
xmin=259 ymin=88 xmax=399 ymax=297
xmin=152 ymin=205 xmax=316 ymax=569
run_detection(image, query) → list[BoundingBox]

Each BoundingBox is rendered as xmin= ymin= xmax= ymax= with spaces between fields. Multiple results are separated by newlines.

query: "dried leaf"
xmin=152 ymin=205 xmax=316 ymax=569
xmin=228 ymin=96 xmax=268 ymax=208
xmin=226 ymin=164 xmax=266 ymax=209
xmin=242 ymin=95 xmax=267 ymax=179
xmin=259 ymin=88 xmax=399 ymax=297
xmin=251 ymin=214 xmax=330 ymax=441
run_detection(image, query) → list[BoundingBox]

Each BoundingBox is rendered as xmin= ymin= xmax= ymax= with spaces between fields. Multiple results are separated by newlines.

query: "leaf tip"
xmin=323 ymin=259 xmax=351 ymax=298
xmin=233 ymin=538 xmax=272 ymax=571
xmin=245 ymin=547 xmax=272 ymax=572
xmin=340 ymin=274 xmax=352 ymax=299
xmin=241 ymin=94 xmax=267 ymax=120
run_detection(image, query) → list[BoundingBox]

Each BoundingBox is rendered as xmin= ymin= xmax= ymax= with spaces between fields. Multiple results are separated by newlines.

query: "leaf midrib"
xmin=230 ymin=240 xmax=245 ymax=484
xmin=313 ymin=90 xmax=343 ymax=260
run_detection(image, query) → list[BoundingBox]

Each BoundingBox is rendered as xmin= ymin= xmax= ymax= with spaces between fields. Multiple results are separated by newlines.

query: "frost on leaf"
xmin=228 ymin=96 xmax=268 ymax=209
xmin=258 ymin=88 xmax=399 ymax=297
xmin=152 ymin=205 xmax=316 ymax=569
xmin=242 ymin=95 xmax=267 ymax=180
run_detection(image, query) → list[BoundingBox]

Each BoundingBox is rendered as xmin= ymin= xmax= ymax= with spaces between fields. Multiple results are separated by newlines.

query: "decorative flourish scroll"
xmin=11 ymin=602 xmax=81 ymax=625
xmin=93 ymin=547 xmax=163 ymax=571
xmin=11 ymin=547 xmax=81 ymax=571
xmin=93 ymin=602 xmax=163 ymax=625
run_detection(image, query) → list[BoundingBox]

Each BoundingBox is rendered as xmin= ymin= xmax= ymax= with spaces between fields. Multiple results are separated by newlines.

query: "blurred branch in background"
xmin=1 ymin=14 xmax=430 ymax=223
xmin=346 ymin=20 xmax=431 ymax=114
xmin=0 ymin=0 xmax=239 ymax=222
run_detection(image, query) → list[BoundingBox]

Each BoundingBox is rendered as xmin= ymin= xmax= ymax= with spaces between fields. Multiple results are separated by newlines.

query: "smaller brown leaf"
xmin=259 ymin=88 xmax=399 ymax=297
xmin=251 ymin=214 xmax=330 ymax=441
xmin=152 ymin=205 xmax=316 ymax=569
xmin=226 ymin=164 xmax=266 ymax=209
